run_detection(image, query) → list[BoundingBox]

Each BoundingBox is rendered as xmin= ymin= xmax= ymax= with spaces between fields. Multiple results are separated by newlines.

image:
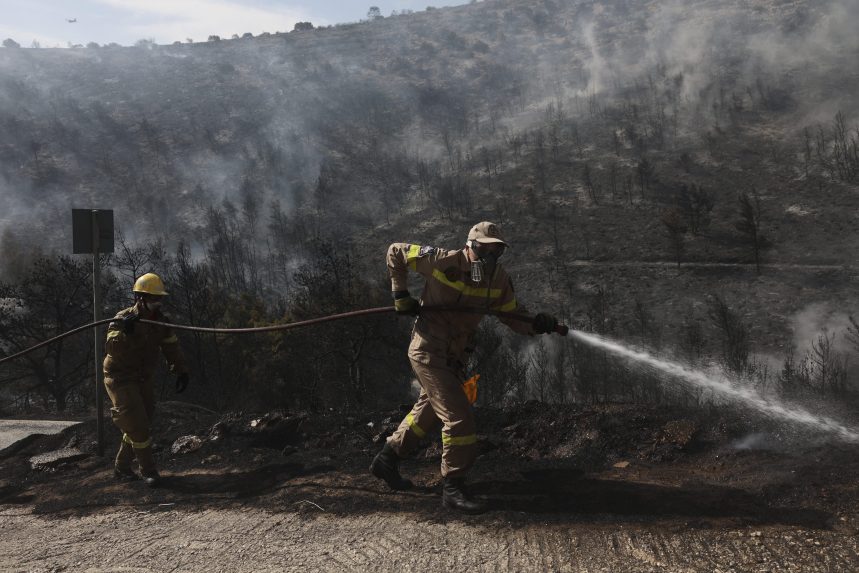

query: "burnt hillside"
xmin=1 ymin=0 xmax=859 ymax=414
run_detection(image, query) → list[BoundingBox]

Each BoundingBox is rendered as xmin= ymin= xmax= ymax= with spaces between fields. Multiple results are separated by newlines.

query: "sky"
xmin=0 ymin=0 xmax=469 ymax=48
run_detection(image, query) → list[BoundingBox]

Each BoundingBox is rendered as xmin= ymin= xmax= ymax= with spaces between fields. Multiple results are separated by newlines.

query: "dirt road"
xmin=3 ymin=405 xmax=858 ymax=572
xmin=0 ymin=420 xmax=80 ymax=453
xmin=5 ymin=502 xmax=858 ymax=572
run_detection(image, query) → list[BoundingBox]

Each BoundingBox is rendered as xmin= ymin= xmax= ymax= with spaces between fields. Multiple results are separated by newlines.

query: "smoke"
xmin=728 ymin=432 xmax=775 ymax=451
xmin=580 ymin=19 xmax=609 ymax=96
xmin=790 ymin=302 xmax=855 ymax=356
xmin=563 ymin=0 xmax=859 ymax=126
xmin=0 ymin=0 xmax=857 ymax=256
xmin=640 ymin=1 xmax=728 ymax=102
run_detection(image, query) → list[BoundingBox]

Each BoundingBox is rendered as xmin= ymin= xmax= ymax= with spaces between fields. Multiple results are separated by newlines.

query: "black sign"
xmin=72 ymin=209 xmax=114 ymax=254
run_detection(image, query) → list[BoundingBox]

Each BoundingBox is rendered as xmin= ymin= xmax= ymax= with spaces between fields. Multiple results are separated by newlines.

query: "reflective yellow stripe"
xmin=106 ymin=330 xmax=123 ymax=342
xmin=496 ymin=298 xmax=518 ymax=312
xmin=162 ymin=335 xmax=178 ymax=344
xmin=406 ymin=244 xmax=421 ymax=270
xmin=122 ymin=433 xmax=152 ymax=449
xmin=406 ymin=412 xmax=426 ymax=438
xmin=431 ymin=269 xmax=502 ymax=298
xmin=441 ymin=433 xmax=477 ymax=446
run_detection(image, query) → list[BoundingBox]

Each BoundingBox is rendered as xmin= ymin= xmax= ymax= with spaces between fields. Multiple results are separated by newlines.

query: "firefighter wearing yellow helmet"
xmin=370 ymin=222 xmax=559 ymax=513
xmin=102 ymin=273 xmax=189 ymax=486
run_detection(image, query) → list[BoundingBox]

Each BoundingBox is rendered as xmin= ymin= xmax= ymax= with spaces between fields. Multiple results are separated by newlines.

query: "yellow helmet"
xmin=133 ymin=273 xmax=168 ymax=296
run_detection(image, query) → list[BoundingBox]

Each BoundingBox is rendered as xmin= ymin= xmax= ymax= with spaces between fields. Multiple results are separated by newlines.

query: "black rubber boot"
xmin=134 ymin=445 xmax=160 ymax=487
xmin=442 ymin=476 xmax=487 ymax=514
xmin=370 ymin=443 xmax=413 ymax=491
xmin=141 ymin=469 xmax=161 ymax=488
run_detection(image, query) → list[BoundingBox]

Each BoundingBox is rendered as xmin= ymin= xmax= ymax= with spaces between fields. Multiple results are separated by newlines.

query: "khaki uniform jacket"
xmin=103 ymin=303 xmax=187 ymax=383
xmin=387 ymin=243 xmax=534 ymax=370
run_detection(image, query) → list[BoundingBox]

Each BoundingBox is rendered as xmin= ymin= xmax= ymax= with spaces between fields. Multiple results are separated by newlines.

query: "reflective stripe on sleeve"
xmin=406 ymin=412 xmax=426 ymax=438
xmin=430 ymin=269 xmax=502 ymax=298
xmin=441 ymin=433 xmax=477 ymax=446
xmin=161 ymin=335 xmax=178 ymax=344
xmin=406 ymin=244 xmax=422 ymax=270
xmin=122 ymin=433 xmax=152 ymax=449
xmin=106 ymin=330 xmax=123 ymax=342
xmin=496 ymin=298 xmax=518 ymax=312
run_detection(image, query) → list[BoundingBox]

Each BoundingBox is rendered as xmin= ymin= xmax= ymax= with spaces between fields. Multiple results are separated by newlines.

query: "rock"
xmin=209 ymin=421 xmax=231 ymax=441
xmin=171 ymin=435 xmax=204 ymax=455
xmin=660 ymin=420 xmax=698 ymax=448
xmin=29 ymin=447 xmax=88 ymax=471
xmin=247 ymin=412 xmax=305 ymax=448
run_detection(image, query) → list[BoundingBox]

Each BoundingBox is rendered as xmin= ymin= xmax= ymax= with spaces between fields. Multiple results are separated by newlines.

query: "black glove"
xmin=175 ymin=372 xmax=190 ymax=394
xmin=533 ymin=312 xmax=558 ymax=335
xmin=122 ymin=313 xmax=140 ymax=335
xmin=393 ymin=291 xmax=420 ymax=316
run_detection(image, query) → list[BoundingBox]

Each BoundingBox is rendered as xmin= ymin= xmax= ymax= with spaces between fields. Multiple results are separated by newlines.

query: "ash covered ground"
xmin=2 ymin=402 xmax=859 ymax=572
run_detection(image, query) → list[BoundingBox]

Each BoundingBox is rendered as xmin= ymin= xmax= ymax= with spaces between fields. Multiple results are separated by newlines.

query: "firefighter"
xmin=370 ymin=222 xmax=559 ymax=513
xmin=103 ymin=273 xmax=189 ymax=487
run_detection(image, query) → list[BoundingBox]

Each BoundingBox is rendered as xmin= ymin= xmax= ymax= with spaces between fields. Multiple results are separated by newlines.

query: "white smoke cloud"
xmin=790 ymin=302 xmax=856 ymax=356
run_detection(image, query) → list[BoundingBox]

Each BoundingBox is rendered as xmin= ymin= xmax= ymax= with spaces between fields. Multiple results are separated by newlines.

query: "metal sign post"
xmin=91 ymin=213 xmax=104 ymax=457
xmin=72 ymin=209 xmax=114 ymax=456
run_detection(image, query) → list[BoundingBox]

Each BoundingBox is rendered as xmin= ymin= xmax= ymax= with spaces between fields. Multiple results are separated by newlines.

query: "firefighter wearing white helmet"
xmin=370 ymin=222 xmax=559 ymax=513
xmin=102 ymin=273 xmax=189 ymax=486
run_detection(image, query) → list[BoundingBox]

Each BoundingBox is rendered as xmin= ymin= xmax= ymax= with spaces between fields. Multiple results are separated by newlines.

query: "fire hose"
xmin=0 ymin=306 xmax=569 ymax=367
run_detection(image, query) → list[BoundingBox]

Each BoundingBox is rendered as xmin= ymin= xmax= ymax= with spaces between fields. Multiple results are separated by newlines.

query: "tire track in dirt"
xmin=114 ymin=513 xmax=176 ymax=567
xmin=323 ymin=513 xmax=416 ymax=571
xmin=105 ymin=508 xmax=194 ymax=568
xmin=624 ymin=531 xmax=664 ymax=568
xmin=531 ymin=528 xmax=550 ymax=571
xmin=348 ymin=514 xmax=391 ymax=566
xmin=689 ymin=537 xmax=721 ymax=570
xmin=5 ymin=508 xmax=859 ymax=572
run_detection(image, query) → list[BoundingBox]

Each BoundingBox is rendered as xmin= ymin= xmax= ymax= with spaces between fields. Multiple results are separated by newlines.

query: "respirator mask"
xmin=140 ymin=297 xmax=162 ymax=313
xmin=469 ymin=241 xmax=504 ymax=283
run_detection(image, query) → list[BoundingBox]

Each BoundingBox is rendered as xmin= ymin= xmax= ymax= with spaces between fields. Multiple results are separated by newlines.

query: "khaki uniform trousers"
xmin=388 ymin=358 xmax=477 ymax=478
xmin=104 ymin=376 xmax=157 ymax=473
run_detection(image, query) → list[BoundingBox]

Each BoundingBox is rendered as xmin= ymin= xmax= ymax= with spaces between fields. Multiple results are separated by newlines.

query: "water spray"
xmin=568 ymin=329 xmax=859 ymax=443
